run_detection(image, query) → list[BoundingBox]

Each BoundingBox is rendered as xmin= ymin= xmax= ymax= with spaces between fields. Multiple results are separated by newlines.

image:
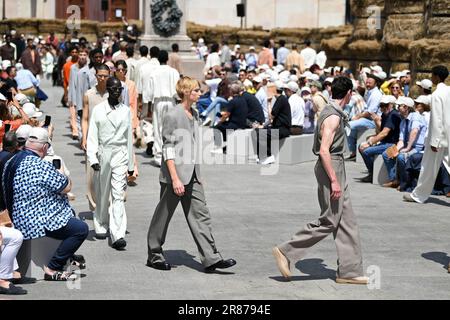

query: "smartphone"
xmin=52 ymin=159 xmax=62 ymax=170
xmin=44 ymin=115 xmax=51 ymax=127
xmin=6 ymin=91 xmax=13 ymax=102
xmin=4 ymin=124 xmax=11 ymax=133
xmin=359 ymin=63 xmax=363 ymax=72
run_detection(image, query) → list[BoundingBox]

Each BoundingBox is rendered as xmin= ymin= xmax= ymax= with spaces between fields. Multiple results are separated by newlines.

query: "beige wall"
xmin=185 ymin=0 xmax=345 ymax=29
xmin=1 ymin=0 xmax=56 ymax=19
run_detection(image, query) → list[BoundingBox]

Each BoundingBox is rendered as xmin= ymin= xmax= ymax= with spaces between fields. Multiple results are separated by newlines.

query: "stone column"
xmin=140 ymin=0 xmax=193 ymax=52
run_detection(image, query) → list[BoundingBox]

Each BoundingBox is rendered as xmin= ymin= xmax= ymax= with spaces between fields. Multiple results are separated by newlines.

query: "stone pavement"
xmin=10 ymin=79 xmax=450 ymax=300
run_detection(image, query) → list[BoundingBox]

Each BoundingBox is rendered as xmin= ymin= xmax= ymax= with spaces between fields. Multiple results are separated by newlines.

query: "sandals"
xmin=44 ymin=271 xmax=76 ymax=281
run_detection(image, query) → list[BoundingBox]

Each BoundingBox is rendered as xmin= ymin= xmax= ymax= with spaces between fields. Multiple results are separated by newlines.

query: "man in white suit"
xmin=87 ymin=77 xmax=134 ymax=250
xmin=404 ymin=66 xmax=450 ymax=204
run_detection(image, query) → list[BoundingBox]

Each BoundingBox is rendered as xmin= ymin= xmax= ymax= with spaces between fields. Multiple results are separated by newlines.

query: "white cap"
xmin=22 ymin=103 xmax=43 ymax=119
xmin=15 ymin=93 xmax=29 ymax=105
xmin=307 ymin=74 xmax=320 ymax=81
xmin=249 ymin=46 xmax=256 ymax=51
xmin=234 ymin=44 xmax=240 ymax=51
xmin=380 ymin=95 xmax=397 ymax=105
xmin=402 ymin=69 xmax=411 ymax=74
xmin=198 ymin=38 xmax=204 ymax=44
xmin=416 ymin=79 xmax=432 ymax=90
xmin=286 ymin=81 xmax=299 ymax=93
xmin=324 ymin=77 xmax=334 ymax=84
xmin=300 ymin=71 xmax=312 ymax=78
xmin=324 ymin=67 xmax=333 ymax=73
xmin=127 ymin=26 xmax=133 ymax=32
xmin=275 ymin=80 xmax=287 ymax=90
xmin=375 ymin=71 xmax=387 ymax=80
xmin=289 ymin=75 xmax=299 ymax=83
xmin=398 ymin=71 xmax=408 ymax=78
xmin=260 ymin=73 xmax=271 ymax=80
xmin=252 ymin=75 xmax=263 ymax=83
xmin=259 ymin=64 xmax=270 ymax=71
xmin=16 ymin=124 xmax=33 ymax=142
xmin=395 ymin=96 xmax=415 ymax=108
xmin=362 ymin=67 xmax=371 ymax=74
xmin=414 ymin=95 xmax=431 ymax=105
xmin=274 ymin=65 xmax=285 ymax=73
xmin=279 ymin=70 xmax=291 ymax=83
xmin=28 ymin=127 xmax=50 ymax=144
xmin=370 ymin=65 xmax=383 ymax=73
xmin=300 ymin=86 xmax=311 ymax=94
xmin=0 ymin=93 xmax=6 ymax=101
xmin=1 ymin=60 xmax=11 ymax=70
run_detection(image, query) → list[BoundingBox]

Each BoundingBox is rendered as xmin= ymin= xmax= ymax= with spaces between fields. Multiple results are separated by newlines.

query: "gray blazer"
xmin=160 ymin=104 xmax=202 ymax=185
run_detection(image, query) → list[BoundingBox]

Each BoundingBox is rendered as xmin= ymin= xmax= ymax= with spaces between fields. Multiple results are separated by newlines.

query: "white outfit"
xmin=0 ymin=227 xmax=23 ymax=279
xmin=125 ymin=57 xmax=138 ymax=82
xmin=289 ymin=94 xmax=305 ymax=127
xmin=411 ymin=83 xmax=450 ymax=203
xmin=147 ymin=65 xmax=180 ymax=164
xmin=133 ymin=57 xmax=150 ymax=89
xmin=87 ymin=100 xmax=134 ymax=242
xmin=300 ymin=47 xmax=317 ymax=69
xmin=140 ymin=58 xmax=161 ymax=103
xmin=203 ymin=52 xmax=221 ymax=74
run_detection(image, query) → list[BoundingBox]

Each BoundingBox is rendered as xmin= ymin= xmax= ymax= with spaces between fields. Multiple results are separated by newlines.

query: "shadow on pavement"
xmin=270 ymin=258 xmax=336 ymax=282
xmin=164 ymin=250 xmax=234 ymax=274
xmin=422 ymin=252 xmax=450 ymax=270
xmin=426 ymin=197 xmax=450 ymax=207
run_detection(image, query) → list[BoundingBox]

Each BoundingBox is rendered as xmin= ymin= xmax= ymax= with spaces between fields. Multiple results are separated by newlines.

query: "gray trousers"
xmin=147 ymin=173 xmax=223 ymax=267
xmin=278 ymin=156 xmax=364 ymax=278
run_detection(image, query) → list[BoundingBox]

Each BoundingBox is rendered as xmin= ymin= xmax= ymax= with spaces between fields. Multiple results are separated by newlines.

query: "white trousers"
xmin=0 ymin=227 xmax=23 ymax=279
xmin=93 ymin=148 xmax=128 ymax=243
xmin=152 ymin=99 xmax=175 ymax=163
xmin=411 ymin=142 xmax=448 ymax=203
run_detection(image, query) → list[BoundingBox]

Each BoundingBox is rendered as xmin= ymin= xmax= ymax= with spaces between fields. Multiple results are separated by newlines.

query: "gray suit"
xmin=147 ymin=104 xmax=223 ymax=267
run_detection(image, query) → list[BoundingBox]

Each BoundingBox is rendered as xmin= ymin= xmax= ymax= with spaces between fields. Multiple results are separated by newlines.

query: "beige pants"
xmin=278 ymin=156 xmax=364 ymax=279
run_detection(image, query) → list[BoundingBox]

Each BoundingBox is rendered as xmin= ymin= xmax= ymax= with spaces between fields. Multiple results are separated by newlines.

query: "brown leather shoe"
xmin=382 ymin=180 xmax=399 ymax=188
xmin=272 ymin=247 xmax=291 ymax=280
xmin=336 ymin=276 xmax=369 ymax=285
xmin=446 ymin=192 xmax=450 ymax=198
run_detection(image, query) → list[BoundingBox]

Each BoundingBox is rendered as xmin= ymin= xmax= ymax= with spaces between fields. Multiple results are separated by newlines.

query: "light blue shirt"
xmin=399 ymin=111 xmax=427 ymax=150
xmin=277 ymin=47 xmax=290 ymax=65
xmin=255 ymin=87 xmax=268 ymax=122
xmin=364 ymin=87 xmax=382 ymax=115
xmin=15 ymin=69 xmax=40 ymax=90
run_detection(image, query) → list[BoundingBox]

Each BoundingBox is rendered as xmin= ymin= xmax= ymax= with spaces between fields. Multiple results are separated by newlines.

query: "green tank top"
xmin=312 ymin=103 xmax=347 ymax=156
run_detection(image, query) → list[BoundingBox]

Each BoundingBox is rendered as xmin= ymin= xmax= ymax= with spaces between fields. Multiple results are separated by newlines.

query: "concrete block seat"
xmin=277 ymin=134 xmax=316 ymax=165
xmin=356 ymin=128 xmax=376 ymax=163
xmin=372 ymin=154 xmax=390 ymax=185
xmin=16 ymin=237 xmax=62 ymax=280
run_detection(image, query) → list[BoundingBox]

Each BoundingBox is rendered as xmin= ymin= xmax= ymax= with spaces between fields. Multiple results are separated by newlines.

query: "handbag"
xmin=0 ymin=209 xmax=12 ymax=227
xmin=36 ymin=87 xmax=49 ymax=101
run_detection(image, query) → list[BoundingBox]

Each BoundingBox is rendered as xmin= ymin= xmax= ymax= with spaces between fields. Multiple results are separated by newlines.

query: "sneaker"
xmin=202 ymin=118 xmax=212 ymax=126
xmin=261 ymin=155 xmax=275 ymax=165
xmin=145 ymin=142 xmax=154 ymax=157
xmin=345 ymin=154 xmax=356 ymax=161
xmin=403 ymin=193 xmax=418 ymax=203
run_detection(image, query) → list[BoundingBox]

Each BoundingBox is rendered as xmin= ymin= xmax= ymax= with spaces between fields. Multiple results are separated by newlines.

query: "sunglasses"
xmin=391 ymin=87 xmax=400 ymax=90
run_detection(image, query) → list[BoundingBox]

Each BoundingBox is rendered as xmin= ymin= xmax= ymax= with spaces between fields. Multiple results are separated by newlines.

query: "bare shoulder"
xmin=322 ymin=114 xmax=340 ymax=131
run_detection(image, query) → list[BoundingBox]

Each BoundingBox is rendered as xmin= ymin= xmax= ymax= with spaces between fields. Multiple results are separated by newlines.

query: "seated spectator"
xmin=344 ymin=81 xmax=366 ymax=120
xmin=300 ymin=86 xmax=315 ymax=134
xmin=382 ymin=97 xmax=427 ymax=188
xmin=285 ymin=81 xmax=304 ymax=135
xmin=201 ymin=77 xmax=231 ymax=127
xmin=346 ymin=73 xmax=382 ymax=161
xmin=0 ymin=66 xmax=18 ymax=97
xmin=214 ymin=82 xmax=249 ymax=148
xmin=415 ymin=79 xmax=433 ymax=96
xmin=14 ymin=63 xmax=40 ymax=106
xmin=414 ymin=95 xmax=431 ymax=134
xmin=310 ymin=80 xmax=328 ymax=120
xmin=242 ymin=89 xmax=264 ymax=128
xmin=253 ymin=80 xmax=291 ymax=165
xmin=3 ymin=128 xmax=88 ymax=281
xmin=0 ymin=226 xmax=26 ymax=295
xmin=0 ymin=94 xmax=31 ymax=143
xmin=357 ymin=95 xmax=402 ymax=182
xmin=245 ymin=47 xmax=258 ymax=69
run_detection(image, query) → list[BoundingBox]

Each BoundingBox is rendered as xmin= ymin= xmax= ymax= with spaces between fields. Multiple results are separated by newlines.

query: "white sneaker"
xmin=211 ymin=148 xmax=223 ymax=154
xmin=202 ymin=118 xmax=212 ymax=126
xmin=261 ymin=155 xmax=275 ymax=165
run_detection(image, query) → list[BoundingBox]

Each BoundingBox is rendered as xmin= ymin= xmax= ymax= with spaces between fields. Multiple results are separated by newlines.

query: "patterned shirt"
xmin=5 ymin=152 xmax=73 ymax=240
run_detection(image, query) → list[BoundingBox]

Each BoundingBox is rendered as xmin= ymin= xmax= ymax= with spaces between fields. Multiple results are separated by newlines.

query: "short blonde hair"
xmin=176 ymin=76 xmax=200 ymax=100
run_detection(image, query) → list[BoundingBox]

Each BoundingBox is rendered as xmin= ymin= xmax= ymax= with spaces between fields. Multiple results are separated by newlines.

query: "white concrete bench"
xmin=278 ymin=134 xmax=316 ymax=165
xmin=372 ymin=155 xmax=390 ymax=185
xmin=356 ymin=128 xmax=376 ymax=163
xmin=226 ymin=129 xmax=255 ymax=158
xmin=17 ymin=237 xmax=62 ymax=280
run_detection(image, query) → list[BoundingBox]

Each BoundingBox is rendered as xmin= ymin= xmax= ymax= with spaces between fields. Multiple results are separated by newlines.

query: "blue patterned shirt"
xmin=6 ymin=153 xmax=73 ymax=240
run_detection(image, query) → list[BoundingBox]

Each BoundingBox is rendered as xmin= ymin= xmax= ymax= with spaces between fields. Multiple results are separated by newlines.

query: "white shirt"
xmin=203 ymin=52 xmax=221 ymax=74
xmin=125 ymin=57 xmax=138 ymax=81
xmin=139 ymin=58 xmax=160 ymax=102
xmin=429 ymin=82 xmax=449 ymax=149
xmin=147 ymin=65 xmax=180 ymax=103
xmin=421 ymin=111 xmax=431 ymax=138
xmin=133 ymin=56 xmax=150 ymax=87
xmin=289 ymin=94 xmax=305 ymax=127
xmin=300 ymin=47 xmax=317 ymax=69
xmin=256 ymin=87 xmax=268 ymax=122
xmin=205 ymin=78 xmax=222 ymax=101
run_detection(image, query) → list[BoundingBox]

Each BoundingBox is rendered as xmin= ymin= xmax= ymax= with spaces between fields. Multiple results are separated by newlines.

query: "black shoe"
xmin=95 ymin=233 xmax=108 ymax=240
xmin=111 ymin=238 xmax=127 ymax=250
xmin=146 ymin=142 xmax=154 ymax=156
xmin=359 ymin=175 xmax=373 ymax=183
xmin=72 ymin=135 xmax=79 ymax=141
xmin=7 ymin=277 xmax=37 ymax=285
xmin=205 ymin=259 xmax=237 ymax=273
xmin=345 ymin=154 xmax=356 ymax=161
xmin=146 ymin=261 xmax=171 ymax=271
xmin=0 ymin=283 xmax=27 ymax=295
